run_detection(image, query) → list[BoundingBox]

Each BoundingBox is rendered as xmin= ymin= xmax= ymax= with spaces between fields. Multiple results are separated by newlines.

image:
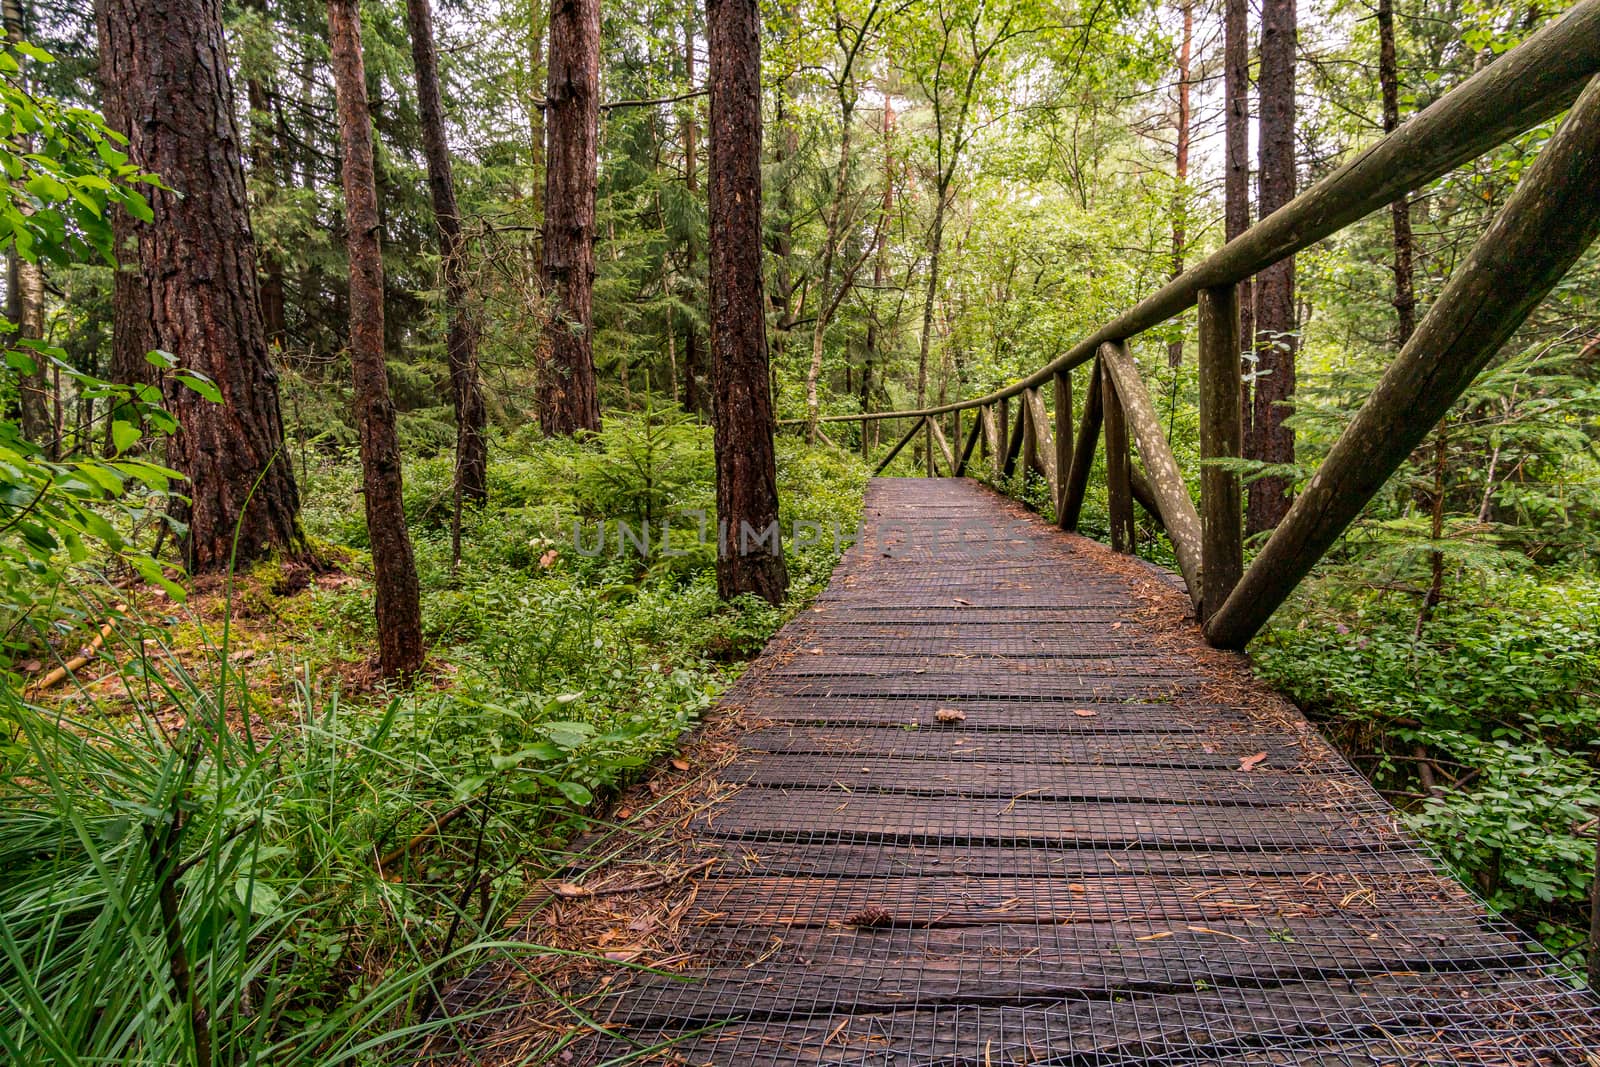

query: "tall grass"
xmin=0 ymin=608 xmax=538 ymax=1065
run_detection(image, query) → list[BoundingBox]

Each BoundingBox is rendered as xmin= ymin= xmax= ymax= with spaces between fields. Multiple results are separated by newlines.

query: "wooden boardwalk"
xmin=584 ymin=479 xmax=1599 ymax=1064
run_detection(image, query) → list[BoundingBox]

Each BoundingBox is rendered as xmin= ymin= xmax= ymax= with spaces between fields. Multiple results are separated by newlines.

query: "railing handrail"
xmin=781 ymin=0 xmax=1600 ymax=426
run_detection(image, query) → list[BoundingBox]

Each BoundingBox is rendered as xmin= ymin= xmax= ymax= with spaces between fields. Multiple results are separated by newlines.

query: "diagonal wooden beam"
xmin=872 ymin=417 xmax=923 ymax=476
xmin=1058 ymin=358 xmax=1104 ymax=530
xmin=954 ymin=409 xmax=984 ymax=476
xmin=1098 ymin=341 xmax=1204 ymax=606
xmin=1001 ymin=401 xmax=1026 ymax=479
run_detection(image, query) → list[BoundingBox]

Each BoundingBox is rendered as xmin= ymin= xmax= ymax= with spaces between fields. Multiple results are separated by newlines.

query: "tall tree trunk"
xmin=4 ymin=0 xmax=49 ymax=453
xmin=95 ymin=0 xmax=157 ymax=438
xmin=1377 ymin=0 xmax=1416 ymax=345
xmin=243 ymin=0 xmax=286 ymax=348
xmin=406 ymin=0 xmax=489 ymax=509
xmin=681 ymin=15 xmax=710 ymax=416
xmin=328 ymin=0 xmax=424 ymax=677
xmin=1224 ymin=0 xmax=1253 ymax=452
xmin=707 ymin=0 xmax=787 ymax=605
xmin=1168 ymin=0 xmax=1192 ymax=369
xmin=101 ymin=0 xmax=303 ymax=571
xmin=538 ymin=0 xmax=602 ymax=435
xmin=1248 ymin=0 xmax=1297 ymax=535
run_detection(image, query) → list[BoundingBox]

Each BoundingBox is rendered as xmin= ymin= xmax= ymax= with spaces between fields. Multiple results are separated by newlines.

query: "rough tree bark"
xmin=328 ymin=0 xmax=424 ymax=677
xmin=93 ymin=0 xmax=157 ymax=452
xmin=1224 ymin=0 xmax=1253 ymax=452
xmin=707 ymin=0 xmax=787 ymax=605
xmin=1168 ymin=0 xmax=1192 ymax=369
xmin=405 ymin=0 xmax=488 ymax=508
xmin=1248 ymin=0 xmax=1297 ymax=535
xmin=100 ymin=0 xmax=303 ymax=571
xmin=539 ymin=0 xmax=602 ymax=435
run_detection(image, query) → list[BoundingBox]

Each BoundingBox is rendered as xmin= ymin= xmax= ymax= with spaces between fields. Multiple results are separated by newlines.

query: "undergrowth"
xmin=0 ymin=413 xmax=869 ymax=1063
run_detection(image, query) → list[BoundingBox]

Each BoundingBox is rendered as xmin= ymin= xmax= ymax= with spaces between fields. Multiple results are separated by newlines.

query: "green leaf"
xmin=109 ymin=420 xmax=141 ymax=454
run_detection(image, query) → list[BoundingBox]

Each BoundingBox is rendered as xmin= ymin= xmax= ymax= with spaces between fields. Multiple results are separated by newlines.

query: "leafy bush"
xmin=1256 ymin=575 xmax=1600 ymax=964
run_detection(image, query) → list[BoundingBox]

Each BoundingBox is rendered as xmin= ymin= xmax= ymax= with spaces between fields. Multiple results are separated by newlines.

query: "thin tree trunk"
xmin=329 ymin=0 xmax=424 ymax=677
xmin=916 ymin=189 xmax=947 ymax=467
xmin=1248 ymin=0 xmax=1297 ymax=535
xmin=539 ymin=0 xmax=602 ymax=434
xmin=1168 ymin=0 xmax=1192 ymax=369
xmin=1224 ymin=0 xmax=1254 ymax=453
xmin=861 ymin=99 xmax=894 ymax=458
xmin=406 ymin=0 xmax=489 ymax=512
xmin=708 ymin=0 xmax=787 ymax=605
xmin=1378 ymin=0 xmax=1416 ymax=344
xmin=805 ymin=95 xmax=856 ymax=441
xmin=102 ymin=0 xmax=303 ymax=571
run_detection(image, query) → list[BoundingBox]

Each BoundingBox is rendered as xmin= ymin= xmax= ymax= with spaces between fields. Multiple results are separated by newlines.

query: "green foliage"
xmin=1256 ymin=576 xmax=1600 ymax=963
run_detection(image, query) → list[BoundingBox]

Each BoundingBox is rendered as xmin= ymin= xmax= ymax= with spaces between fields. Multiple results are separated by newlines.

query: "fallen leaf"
xmin=604 ymin=948 xmax=642 ymax=962
xmin=1110 ymin=621 xmax=1123 ymax=629
xmin=552 ymin=883 xmax=592 ymax=899
xmin=670 ymin=758 xmax=691 ymax=772
xmin=628 ymin=914 xmax=657 ymax=934
xmin=953 ymin=598 xmax=973 ymax=606
xmin=1238 ymin=751 xmax=1268 ymax=772
xmin=1073 ymin=708 xmax=1097 ymax=718
xmin=1068 ymin=883 xmax=1086 ymax=894
xmin=934 ymin=708 xmax=966 ymax=724
xmin=615 ymin=807 xmax=635 ymax=821
xmin=228 ymin=649 xmax=255 ymax=664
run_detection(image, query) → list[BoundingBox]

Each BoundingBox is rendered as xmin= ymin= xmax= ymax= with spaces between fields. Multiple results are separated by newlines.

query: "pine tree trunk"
xmin=1248 ymin=0 xmax=1297 ymax=535
xmin=1168 ymin=0 xmax=1192 ymax=369
xmin=406 ymin=0 xmax=489 ymax=506
xmin=708 ymin=0 xmax=787 ymax=605
xmin=1224 ymin=0 xmax=1254 ymax=452
xmin=681 ymin=16 xmax=710 ymax=416
xmin=101 ymin=0 xmax=303 ymax=571
xmin=538 ymin=0 xmax=602 ymax=435
xmin=328 ymin=0 xmax=424 ymax=677
xmin=95 ymin=0 xmax=157 ymax=444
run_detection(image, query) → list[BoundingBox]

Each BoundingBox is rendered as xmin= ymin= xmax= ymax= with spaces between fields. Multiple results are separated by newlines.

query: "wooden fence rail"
xmin=780 ymin=0 xmax=1600 ymax=648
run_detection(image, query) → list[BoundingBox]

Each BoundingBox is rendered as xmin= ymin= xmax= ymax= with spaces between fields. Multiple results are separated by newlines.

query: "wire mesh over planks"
xmin=575 ymin=479 xmax=1600 ymax=1065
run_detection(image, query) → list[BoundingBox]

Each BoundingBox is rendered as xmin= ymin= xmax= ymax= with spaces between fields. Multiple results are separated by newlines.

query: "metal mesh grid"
xmin=587 ymin=478 xmax=1600 ymax=1065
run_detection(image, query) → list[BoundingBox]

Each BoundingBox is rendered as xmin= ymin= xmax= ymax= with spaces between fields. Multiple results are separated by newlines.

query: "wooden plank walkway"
xmin=581 ymin=479 xmax=1599 ymax=1064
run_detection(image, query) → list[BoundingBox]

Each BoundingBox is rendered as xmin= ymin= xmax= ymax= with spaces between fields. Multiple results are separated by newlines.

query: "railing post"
xmin=1053 ymin=369 xmax=1072 ymax=526
xmin=1102 ymin=362 xmax=1134 ymax=553
xmin=1198 ymin=284 xmax=1243 ymax=622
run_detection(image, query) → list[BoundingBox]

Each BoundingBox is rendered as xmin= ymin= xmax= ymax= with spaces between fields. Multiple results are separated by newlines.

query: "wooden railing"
xmin=780 ymin=0 xmax=1600 ymax=649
